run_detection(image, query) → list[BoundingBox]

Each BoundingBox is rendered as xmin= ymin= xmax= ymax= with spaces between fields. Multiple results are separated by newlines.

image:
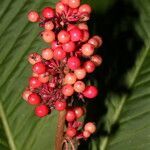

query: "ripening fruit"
xmin=56 ymin=2 xmax=67 ymax=14
xmin=74 ymin=81 xmax=85 ymax=93
xmin=42 ymin=48 xmax=53 ymax=60
xmin=66 ymin=127 xmax=77 ymax=138
xmin=35 ymin=105 xmax=49 ymax=117
xmin=67 ymin=56 xmax=81 ymax=70
xmin=93 ymin=35 xmax=103 ymax=47
xmin=53 ymin=47 xmax=66 ymax=60
xmin=61 ymin=0 xmax=69 ymax=5
xmin=74 ymin=68 xmax=86 ymax=79
xmin=84 ymin=122 xmax=96 ymax=134
xmin=22 ymin=89 xmax=32 ymax=101
xmin=79 ymin=4 xmax=92 ymax=14
xmin=91 ymin=55 xmax=102 ymax=66
xmin=44 ymin=21 xmax=54 ymax=30
xmin=58 ymin=30 xmax=70 ymax=43
xmin=32 ymin=62 xmax=46 ymax=74
xmin=28 ymin=93 xmax=41 ymax=105
xmin=83 ymin=130 xmax=91 ymax=138
xmin=62 ymin=41 xmax=75 ymax=52
xmin=29 ymin=77 xmax=42 ymax=89
xmin=51 ymin=40 xmax=61 ymax=50
xmin=78 ymin=23 xmax=88 ymax=30
xmin=69 ymin=27 xmax=83 ymax=42
xmin=62 ymin=84 xmax=74 ymax=96
xmin=81 ymin=30 xmax=90 ymax=42
xmin=55 ymin=101 xmax=67 ymax=111
xmin=81 ymin=43 xmax=94 ymax=57
xmin=83 ymin=86 xmax=98 ymax=99
xmin=66 ymin=110 xmax=76 ymax=122
xmin=64 ymin=73 xmax=77 ymax=85
xmin=42 ymin=30 xmax=55 ymax=43
xmin=32 ymin=72 xmax=39 ymax=77
xmin=88 ymin=38 xmax=99 ymax=48
xmin=74 ymin=107 xmax=84 ymax=118
xmin=84 ymin=60 xmax=95 ymax=73
xmin=28 ymin=53 xmax=42 ymax=65
xmin=68 ymin=0 xmax=80 ymax=8
xmin=42 ymin=7 xmax=55 ymax=19
xmin=28 ymin=11 xmax=39 ymax=22
xmin=38 ymin=73 xmax=49 ymax=83
xmin=67 ymin=24 xmax=76 ymax=31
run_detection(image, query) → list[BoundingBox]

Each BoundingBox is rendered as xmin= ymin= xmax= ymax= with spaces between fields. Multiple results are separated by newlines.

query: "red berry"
xmin=35 ymin=105 xmax=49 ymax=117
xmin=68 ymin=0 xmax=80 ymax=8
xmin=44 ymin=21 xmax=54 ymax=30
xmin=64 ymin=73 xmax=77 ymax=85
xmin=55 ymin=101 xmax=67 ymax=111
xmin=78 ymin=23 xmax=88 ymax=30
xmin=56 ymin=2 xmax=68 ymax=14
xmin=51 ymin=40 xmax=61 ymax=50
xmin=81 ymin=43 xmax=95 ymax=57
xmin=32 ymin=62 xmax=46 ymax=74
xmin=42 ymin=48 xmax=53 ymax=60
xmin=91 ymin=55 xmax=102 ymax=66
xmin=53 ymin=47 xmax=66 ymax=60
xmin=74 ymin=107 xmax=84 ymax=118
xmin=74 ymin=81 xmax=85 ymax=93
xmin=38 ymin=72 xmax=49 ymax=83
xmin=66 ymin=127 xmax=77 ymax=138
xmin=61 ymin=0 xmax=69 ymax=5
xmin=58 ymin=30 xmax=70 ymax=43
xmin=27 ymin=11 xmax=39 ymax=22
xmin=62 ymin=84 xmax=74 ymax=96
xmin=67 ymin=56 xmax=81 ymax=70
xmin=84 ymin=60 xmax=95 ymax=73
xmin=69 ymin=27 xmax=83 ymax=42
xmin=67 ymin=24 xmax=76 ymax=31
xmin=66 ymin=110 xmax=76 ymax=122
xmin=42 ymin=30 xmax=55 ymax=43
xmin=28 ymin=53 xmax=42 ymax=65
xmin=22 ymin=89 xmax=32 ymax=101
xmin=28 ymin=93 xmax=41 ymax=105
xmin=83 ymin=86 xmax=98 ymax=99
xmin=83 ymin=130 xmax=91 ymax=138
xmin=74 ymin=68 xmax=86 ymax=79
xmin=84 ymin=122 xmax=96 ymax=134
xmin=81 ymin=30 xmax=90 ymax=42
xmin=79 ymin=4 xmax=92 ymax=14
xmin=42 ymin=7 xmax=55 ymax=19
xmin=29 ymin=77 xmax=42 ymax=89
xmin=62 ymin=41 xmax=75 ymax=52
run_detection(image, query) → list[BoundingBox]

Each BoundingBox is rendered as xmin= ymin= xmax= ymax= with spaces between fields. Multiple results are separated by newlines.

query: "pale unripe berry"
xmin=28 ymin=53 xmax=42 ymax=65
xmin=62 ymin=84 xmax=74 ymax=96
xmin=61 ymin=0 xmax=69 ymax=5
xmin=44 ymin=21 xmax=54 ymax=30
xmin=56 ymin=2 xmax=68 ymax=14
xmin=81 ymin=43 xmax=95 ymax=57
xmin=74 ymin=81 xmax=85 ymax=93
xmin=42 ymin=30 xmax=55 ymax=43
xmin=68 ymin=0 xmax=80 ymax=8
xmin=28 ymin=11 xmax=39 ymax=22
xmin=22 ymin=89 xmax=32 ymax=101
xmin=74 ymin=68 xmax=86 ymax=79
xmin=91 ymin=55 xmax=102 ymax=66
xmin=64 ymin=73 xmax=77 ymax=84
xmin=83 ymin=130 xmax=91 ymax=138
xmin=78 ymin=23 xmax=88 ymax=30
xmin=38 ymin=73 xmax=49 ymax=83
xmin=42 ymin=48 xmax=53 ymax=60
xmin=84 ymin=122 xmax=96 ymax=134
xmin=93 ymin=35 xmax=103 ymax=47
xmin=79 ymin=4 xmax=92 ymax=14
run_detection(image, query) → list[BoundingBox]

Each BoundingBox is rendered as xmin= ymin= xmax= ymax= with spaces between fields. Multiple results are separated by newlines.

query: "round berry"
xmin=84 ymin=122 xmax=96 ymax=134
xmin=38 ymin=72 xmax=49 ymax=83
xmin=61 ymin=0 xmax=69 ymax=5
xmin=74 ymin=107 xmax=84 ymax=118
xmin=55 ymin=101 xmax=67 ymax=111
xmin=42 ymin=48 xmax=53 ymax=60
xmin=27 ymin=11 xmax=39 ymax=22
xmin=67 ymin=56 xmax=81 ymax=70
xmin=28 ymin=93 xmax=41 ymax=105
xmin=28 ymin=53 xmax=42 ymax=65
xmin=81 ymin=43 xmax=95 ymax=57
xmin=74 ymin=81 xmax=85 ymax=93
xmin=56 ymin=2 xmax=68 ymax=14
xmin=62 ymin=84 xmax=74 ymax=96
xmin=67 ymin=24 xmax=76 ymax=31
xmin=68 ymin=0 xmax=80 ymax=8
xmin=79 ymin=4 xmax=92 ymax=14
xmin=66 ymin=127 xmax=77 ymax=138
xmin=69 ymin=27 xmax=83 ymax=42
xmin=53 ymin=47 xmax=66 ymax=60
xmin=93 ymin=35 xmax=103 ymax=47
xmin=51 ymin=40 xmax=61 ymax=50
xmin=74 ymin=68 xmax=86 ymax=79
xmin=32 ymin=72 xmax=39 ymax=77
xmin=29 ymin=77 xmax=42 ymax=89
xmin=62 ymin=41 xmax=75 ymax=52
xmin=35 ymin=105 xmax=49 ymax=118
xmin=78 ymin=23 xmax=88 ymax=30
xmin=81 ymin=30 xmax=90 ymax=42
xmin=88 ymin=38 xmax=99 ymax=48
xmin=66 ymin=110 xmax=76 ymax=122
xmin=83 ymin=86 xmax=98 ymax=99
xmin=44 ymin=21 xmax=54 ymax=30
xmin=84 ymin=60 xmax=95 ymax=73
xmin=32 ymin=62 xmax=46 ymax=74
xmin=22 ymin=89 xmax=32 ymax=101
xmin=83 ymin=130 xmax=91 ymax=138
xmin=42 ymin=7 xmax=55 ymax=19
xmin=58 ymin=30 xmax=70 ymax=43
xmin=91 ymin=55 xmax=102 ymax=66
xmin=42 ymin=30 xmax=55 ymax=43
xmin=64 ymin=73 xmax=77 ymax=85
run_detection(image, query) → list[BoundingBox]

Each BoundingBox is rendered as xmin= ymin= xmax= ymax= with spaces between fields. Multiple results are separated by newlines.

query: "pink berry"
xmin=84 ymin=122 xmax=96 ymax=134
xmin=83 ymin=86 xmax=98 ymax=99
xmin=22 ymin=89 xmax=32 ymax=101
xmin=32 ymin=72 xmax=39 ymax=77
xmin=83 ymin=130 xmax=91 ymax=138
xmin=74 ymin=68 xmax=86 ymax=79
xmin=81 ymin=30 xmax=90 ymax=42
xmin=84 ymin=60 xmax=95 ymax=73
xmin=67 ymin=24 xmax=76 ymax=31
xmin=53 ymin=47 xmax=66 ymax=60
xmin=44 ymin=21 xmax=54 ymax=30
xmin=62 ymin=41 xmax=75 ymax=52
xmin=35 ymin=105 xmax=49 ymax=117
xmin=58 ymin=30 xmax=70 ymax=43
xmin=42 ymin=48 xmax=53 ymax=60
xmin=38 ymin=73 xmax=49 ymax=83
xmin=66 ymin=110 xmax=76 ymax=122
xmin=32 ymin=62 xmax=46 ymax=74
xmin=88 ymin=38 xmax=99 ymax=48
xmin=81 ymin=43 xmax=95 ymax=57
xmin=56 ymin=2 xmax=68 ymax=14
xmin=29 ymin=77 xmax=42 ymax=89
xmin=66 ymin=127 xmax=77 ymax=138
xmin=51 ymin=40 xmax=61 ymax=50
xmin=74 ymin=81 xmax=85 ymax=93
xmin=91 ymin=55 xmax=102 ymax=66
xmin=28 ymin=93 xmax=41 ymax=105
xmin=42 ymin=30 xmax=55 ymax=43
xmin=27 ymin=11 xmax=39 ymax=22
xmin=61 ymin=0 xmax=69 ymax=5
xmin=64 ymin=73 xmax=77 ymax=85
xmin=28 ymin=53 xmax=42 ymax=65
xmin=79 ymin=4 xmax=92 ymax=14
xmin=69 ymin=27 xmax=83 ymax=42
xmin=93 ymin=35 xmax=103 ymax=47
xmin=67 ymin=56 xmax=81 ymax=70
xmin=78 ymin=23 xmax=88 ymax=30
xmin=42 ymin=7 xmax=55 ymax=19
xmin=55 ymin=101 xmax=67 ymax=111
xmin=68 ymin=0 xmax=80 ymax=8
xmin=74 ymin=107 xmax=84 ymax=118
xmin=62 ymin=84 xmax=74 ymax=96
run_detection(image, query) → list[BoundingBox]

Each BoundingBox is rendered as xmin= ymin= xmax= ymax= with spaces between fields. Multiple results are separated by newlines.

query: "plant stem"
xmin=55 ymin=110 xmax=66 ymax=150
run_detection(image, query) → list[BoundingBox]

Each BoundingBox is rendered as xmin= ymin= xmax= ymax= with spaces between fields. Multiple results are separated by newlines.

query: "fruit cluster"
xmin=22 ymin=0 xmax=102 ymax=140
